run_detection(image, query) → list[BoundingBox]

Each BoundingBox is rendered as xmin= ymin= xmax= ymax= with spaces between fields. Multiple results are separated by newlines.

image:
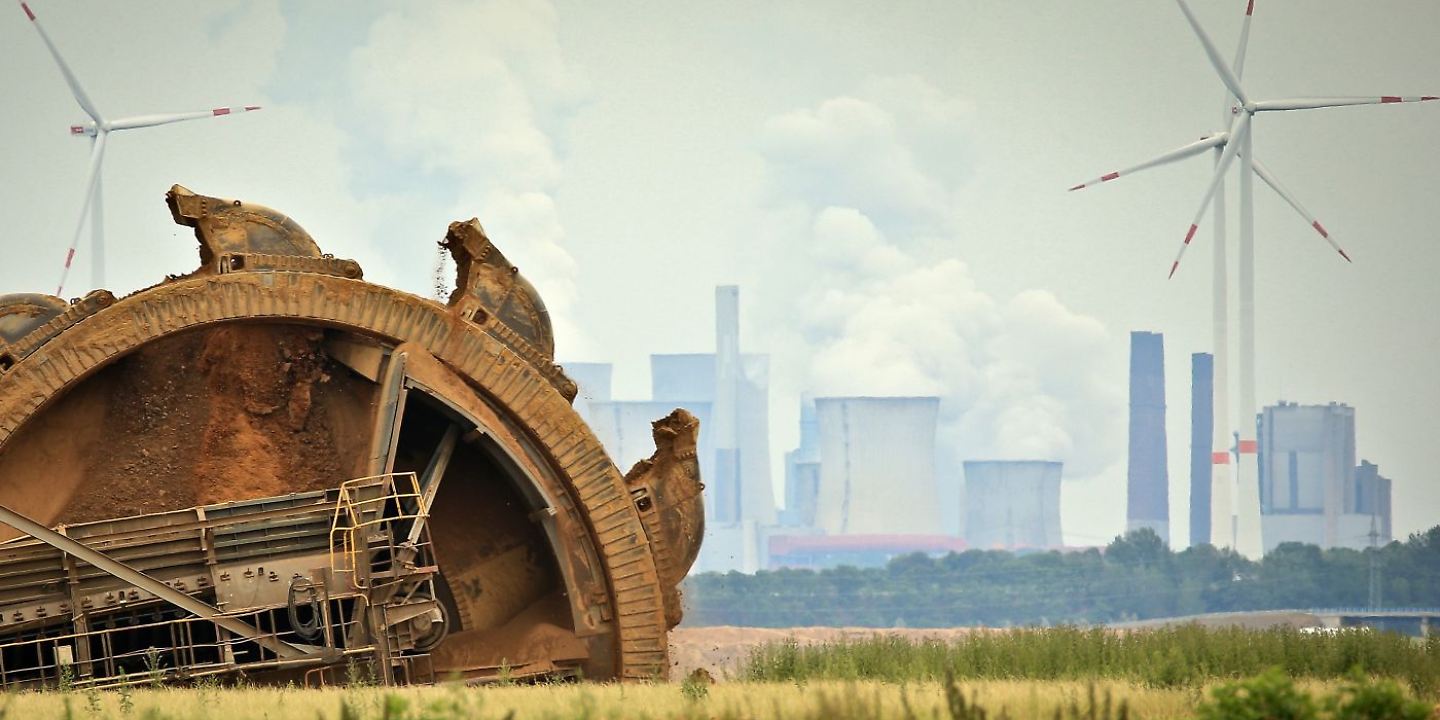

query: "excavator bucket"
xmin=0 ymin=186 xmax=703 ymax=688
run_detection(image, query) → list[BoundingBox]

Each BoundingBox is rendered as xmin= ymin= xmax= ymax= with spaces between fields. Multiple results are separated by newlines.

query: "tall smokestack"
xmin=1189 ymin=352 xmax=1213 ymax=547
xmin=713 ymin=285 xmax=742 ymax=523
xmin=1126 ymin=331 xmax=1169 ymax=541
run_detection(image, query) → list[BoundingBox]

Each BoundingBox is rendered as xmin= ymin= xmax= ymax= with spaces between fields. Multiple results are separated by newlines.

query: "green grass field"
xmin=741 ymin=626 xmax=1440 ymax=694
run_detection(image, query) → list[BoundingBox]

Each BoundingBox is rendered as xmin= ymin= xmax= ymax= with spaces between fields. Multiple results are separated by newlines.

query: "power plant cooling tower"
xmin=813 ymin=397 xmax=941 ymax=535
xmin=1127 ymin=331 xmax=1169 ymax=541
xmin=963 ymin=461 xmax=1063 ymax=549
xmin=1189 ymin=352 xmax=1213 ymax=547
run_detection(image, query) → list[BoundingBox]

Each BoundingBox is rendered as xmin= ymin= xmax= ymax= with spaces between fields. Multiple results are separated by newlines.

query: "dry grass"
xmin=0 ymin=678 xmax=1348 ymax=720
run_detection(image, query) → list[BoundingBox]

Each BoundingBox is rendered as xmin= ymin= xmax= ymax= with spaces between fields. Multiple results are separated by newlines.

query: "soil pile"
xmin=0 ymin=324 xmax=374 ymax=530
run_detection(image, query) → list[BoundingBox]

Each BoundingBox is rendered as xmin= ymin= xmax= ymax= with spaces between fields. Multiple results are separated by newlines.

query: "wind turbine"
xmin=1069 ymin=0 xmax=1436 ymax=556
xmin=19 ymin=1 xmax=262 ymax=296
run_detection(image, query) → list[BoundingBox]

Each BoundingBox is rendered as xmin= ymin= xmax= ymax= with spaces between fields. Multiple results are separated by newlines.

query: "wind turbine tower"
xmin=20 ymin=1 xmax=263 ymax=296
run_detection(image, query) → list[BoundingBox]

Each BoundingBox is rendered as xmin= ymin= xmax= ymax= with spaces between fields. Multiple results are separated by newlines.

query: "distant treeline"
xmin=681 ymin=526 xmax=1440 ymax=627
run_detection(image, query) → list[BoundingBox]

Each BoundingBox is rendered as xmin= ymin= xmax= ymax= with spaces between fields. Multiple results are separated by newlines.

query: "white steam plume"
xmin=755 ymin=78 xmax=1124 ymax=479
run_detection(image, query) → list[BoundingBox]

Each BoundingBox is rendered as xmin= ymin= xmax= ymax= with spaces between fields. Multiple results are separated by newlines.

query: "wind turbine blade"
xmin=1068 ymin=133 xmax=1228 ymax=191
xmin=108 ymin=105 xmax=263 ymax=131
xmin=1253 ymin=96 xmax=1439 ymax=112
xmin=20 ymin=2 xmax=104 ymax=124
xmin=1176 ymin=0 xmax=1250 ymax=108
xmin=1170 ymin=113 xmax=1250 ymax=278
xmin=1250 ymin=156 xmax=1351 ymax=262
xmin=1232 ymin=1 xmax=1255 ymax=81
xmin=55 ymin=131 xmax=107 ymax=297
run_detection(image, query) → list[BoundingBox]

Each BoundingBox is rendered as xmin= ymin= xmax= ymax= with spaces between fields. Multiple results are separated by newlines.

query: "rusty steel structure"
xmin=0 ymin=186 xmax=704 ymax=687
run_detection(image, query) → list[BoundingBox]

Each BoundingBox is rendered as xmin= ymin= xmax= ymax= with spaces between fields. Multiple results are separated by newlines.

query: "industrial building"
xmin=1258 ymin=402 xmax=1388 ymax=552
xmin=963 ymin=460 xmax=1064 ymax=549
xmin=1189 ymin=352 xmax=1214 ymax=547
xmin=1127 ymin=331 xmax=1170 ymax=541
xmin=811 ymin=396 xmax=943 ymax=535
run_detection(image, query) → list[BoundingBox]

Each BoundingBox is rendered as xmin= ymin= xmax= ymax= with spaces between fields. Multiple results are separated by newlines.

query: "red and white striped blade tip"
xmin=69 ymin=125 xmax=85 ymax=135
xmin=21 ymin=2 xmax=35 ymax=21
xmin=1067 ymin=172 xmax=1120 ymax=192
xmin=212 ymin=106 xmax=262 ymax=116
xmin=1382 ymin=96 xmax=1438 ymax=103
xmin=1245 ymin=0 xmax=1254 ymax=16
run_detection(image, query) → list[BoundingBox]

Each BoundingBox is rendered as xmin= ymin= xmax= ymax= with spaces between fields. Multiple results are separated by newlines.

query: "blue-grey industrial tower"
xmin=1127 ymin=331 xmax=1169 ymax=541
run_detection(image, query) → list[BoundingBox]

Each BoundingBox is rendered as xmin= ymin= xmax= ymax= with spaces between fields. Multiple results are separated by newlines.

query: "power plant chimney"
xmin=1189 ymin=352 xmax=1213 ymax=547
xmin=713 ymin=286 xmax=742 ymax=523
xmin=1126 ymin=331 xmax=1169 ymax=541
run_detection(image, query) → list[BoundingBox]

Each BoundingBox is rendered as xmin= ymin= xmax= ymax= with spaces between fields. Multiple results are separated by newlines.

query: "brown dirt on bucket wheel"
xmin=2 ymin=324 xmax=373 ymax=528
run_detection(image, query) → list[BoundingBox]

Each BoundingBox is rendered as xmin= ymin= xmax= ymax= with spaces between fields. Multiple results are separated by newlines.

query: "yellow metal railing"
xmin=328 ymin=473 xmax=428 ymax=589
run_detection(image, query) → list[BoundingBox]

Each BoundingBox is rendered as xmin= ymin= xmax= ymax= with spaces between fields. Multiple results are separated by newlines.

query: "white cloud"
xmin=347 ymin=0 xmax=590 ymax=352
xmin=757 ymin=80 xmax=1124 ymax=478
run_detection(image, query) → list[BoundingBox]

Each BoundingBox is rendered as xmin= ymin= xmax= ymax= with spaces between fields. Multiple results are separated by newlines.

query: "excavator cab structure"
xmin=0 ymin=186 xmax=703 ymax=687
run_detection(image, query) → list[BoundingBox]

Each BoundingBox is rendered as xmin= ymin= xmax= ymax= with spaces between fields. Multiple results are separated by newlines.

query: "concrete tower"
xmin=1189 ymin=353 xmax=1214 ymax=547
xmin=813 ymin=397 xmax=941 ymax=535
xmin=713 ymin=286 xmax=742 ymax=523
xmin=963 ymin=460 xmax=1063 ymax=549
xmin=649 ymin=292 xmax=775 ymax=527
xmin=1126 ymin=331 xmax=1169 ymax=541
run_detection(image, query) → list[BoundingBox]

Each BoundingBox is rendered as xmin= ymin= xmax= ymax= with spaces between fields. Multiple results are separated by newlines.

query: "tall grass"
xmin=741 ymin=626 xmax=1440 ymax=696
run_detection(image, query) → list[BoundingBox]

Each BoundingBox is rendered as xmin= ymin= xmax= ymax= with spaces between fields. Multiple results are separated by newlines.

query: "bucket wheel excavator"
xmin=0 ymin=186 xmax=703 ymax=687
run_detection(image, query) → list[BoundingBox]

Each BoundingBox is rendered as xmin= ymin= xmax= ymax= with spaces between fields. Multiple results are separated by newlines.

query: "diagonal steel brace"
xmin=0 ymin=503 xmax=307 ymax=660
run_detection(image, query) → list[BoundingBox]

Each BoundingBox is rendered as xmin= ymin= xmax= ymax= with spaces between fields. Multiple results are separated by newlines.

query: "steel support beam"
xmin=367 ymin=350 xmax=409 ymax=476
xmin=0 ymin=503 xmax=307 ymax=660
xmin=407 ymin=423 xmax=459 ymax=547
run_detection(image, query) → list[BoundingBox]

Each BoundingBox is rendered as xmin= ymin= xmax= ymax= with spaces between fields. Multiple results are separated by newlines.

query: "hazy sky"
xmin=2 ymin=1 xmax=1436 ymax=547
